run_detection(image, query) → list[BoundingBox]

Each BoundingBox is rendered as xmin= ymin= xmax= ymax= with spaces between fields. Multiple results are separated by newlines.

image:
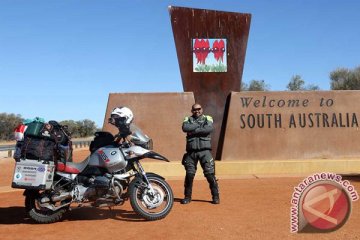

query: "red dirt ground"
xmin=1 ymin=150 xmax=360 ymax=240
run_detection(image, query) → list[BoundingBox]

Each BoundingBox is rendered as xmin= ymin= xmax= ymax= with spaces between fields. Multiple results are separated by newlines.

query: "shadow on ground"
xmin=174 ymin=197 xmax=212 ymax=204
xmin=0 ymin=206 xmax=146 ymax=224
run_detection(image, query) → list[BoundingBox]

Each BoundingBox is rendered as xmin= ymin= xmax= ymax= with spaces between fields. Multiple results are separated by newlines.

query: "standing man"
xmin=181 ymin=103 xmax=220 ymax=204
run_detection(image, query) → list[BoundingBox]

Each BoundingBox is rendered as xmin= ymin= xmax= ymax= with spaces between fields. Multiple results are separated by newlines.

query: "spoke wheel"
xmin=25 ymin=191 xmax=68 ymax=224
xmin=129 ymin=176 xmax=174 ymax=221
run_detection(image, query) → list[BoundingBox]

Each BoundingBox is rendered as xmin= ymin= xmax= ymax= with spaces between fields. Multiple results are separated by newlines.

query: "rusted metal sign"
xmin=169 ymin=6 xmax=251 ymax=159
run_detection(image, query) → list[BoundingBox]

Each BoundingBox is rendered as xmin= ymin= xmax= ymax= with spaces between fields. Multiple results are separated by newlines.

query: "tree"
xmin=287 ymin=75 xmax=305 ymax=91
xmin=0 ymin=113 xmax=23 ymax=141
xmin=247 ymin=80 xmax=269 ymax=91
xmin=76 ymin=119 xmax=97 ymax=138
xmin=60 ymin=119 xmax=97 ymax=138
xmin=241 ymin=80 xmax=269 ymax=91
xmin=0 ymin=114 xmax=97 ymax=141
xmin=59 ymin=120 xmax=79 ymax=137
xmin=306 ymin=84 xmax=320 ymax=91
xmin=241 ymin=81 xmax=248 ymax=91
xmin=286 ymin=75 xmax=320 ymax=91
xmin=330 ymin=66 xmax=360 ymax=90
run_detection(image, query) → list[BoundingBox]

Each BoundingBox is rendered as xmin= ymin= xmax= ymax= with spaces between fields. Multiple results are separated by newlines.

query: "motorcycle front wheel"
xmin=25 ymin=191 xmax=68 ymax=224
xmin=129 ymin=176 xmax=174 ymax=221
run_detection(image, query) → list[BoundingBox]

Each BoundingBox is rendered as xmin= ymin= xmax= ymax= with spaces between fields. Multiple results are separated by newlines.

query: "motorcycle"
xmin=12 ymin=128 xmax=174 ymax=223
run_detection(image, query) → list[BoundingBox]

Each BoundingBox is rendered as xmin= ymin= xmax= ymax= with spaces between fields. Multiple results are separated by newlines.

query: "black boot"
xmin=180 ymin=197 xmax=192 ymax=204
xmin=205 ymin=174 xmax=220 ymax=204
xmin=181 ymin=173 xmax=195 ymax=204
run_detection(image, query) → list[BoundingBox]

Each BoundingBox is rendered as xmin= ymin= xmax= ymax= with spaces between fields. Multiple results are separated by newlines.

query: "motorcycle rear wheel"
xmin=25 ymin=191 xmax=68 ymax=224
xmin=129 ymin=176 xmax=174 ymax=221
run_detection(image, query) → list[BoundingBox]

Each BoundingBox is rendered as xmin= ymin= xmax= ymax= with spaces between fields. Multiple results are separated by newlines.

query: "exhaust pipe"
xmin=51 ymin=191 xmax=72 ymax=202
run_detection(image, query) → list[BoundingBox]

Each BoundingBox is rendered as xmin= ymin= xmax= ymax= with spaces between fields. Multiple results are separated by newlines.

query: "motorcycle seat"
xmin=57 ymin=157 xmax=90 ymax=174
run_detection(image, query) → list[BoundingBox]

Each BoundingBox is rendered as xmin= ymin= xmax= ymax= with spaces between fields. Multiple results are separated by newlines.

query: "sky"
xmin=1 ymin=0 xmax=359 ymax=127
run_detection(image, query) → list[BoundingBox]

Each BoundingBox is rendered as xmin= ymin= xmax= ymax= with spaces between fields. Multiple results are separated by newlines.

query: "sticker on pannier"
xmin=12 ymin=159 xmax=55 ymax=190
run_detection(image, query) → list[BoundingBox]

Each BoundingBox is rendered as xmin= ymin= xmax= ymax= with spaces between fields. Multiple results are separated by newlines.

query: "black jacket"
xmin=182 ymin=115 xmax=214 ymax=152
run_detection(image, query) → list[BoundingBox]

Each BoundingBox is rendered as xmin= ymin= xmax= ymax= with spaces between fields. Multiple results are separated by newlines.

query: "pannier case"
xmin=12 ymin=159 xmax=55 ymax=190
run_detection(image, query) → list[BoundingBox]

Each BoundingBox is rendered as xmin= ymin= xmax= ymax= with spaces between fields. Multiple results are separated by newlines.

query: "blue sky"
xmin=1 ymin=0 xmax=359 ymax=127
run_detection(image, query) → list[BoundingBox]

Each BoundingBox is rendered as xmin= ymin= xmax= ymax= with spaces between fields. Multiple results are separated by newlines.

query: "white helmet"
xmin=109 ymin=106 xmax=134 ymax=128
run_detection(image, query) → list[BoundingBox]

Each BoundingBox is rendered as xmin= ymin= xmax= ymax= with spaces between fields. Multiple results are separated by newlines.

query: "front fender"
xmin=143 ymin=151 xmax=169 ymax=162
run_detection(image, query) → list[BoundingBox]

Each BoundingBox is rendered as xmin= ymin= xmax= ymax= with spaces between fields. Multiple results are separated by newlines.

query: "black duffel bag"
xmin=89 ymin=131 xmax=115 ymax=153
xmin=48 ymin=121 xmax=73 ymax=163
xmin=21 ymin=137 xmax=55 ymax=161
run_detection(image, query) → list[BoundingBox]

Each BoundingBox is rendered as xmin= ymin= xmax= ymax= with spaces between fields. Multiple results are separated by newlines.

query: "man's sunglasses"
xmin=192 ymin=108 xmax=202 ymax=111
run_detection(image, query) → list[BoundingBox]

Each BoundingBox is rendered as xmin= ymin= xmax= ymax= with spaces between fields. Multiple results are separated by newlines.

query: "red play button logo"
xmin=300 ymin=182 xmax=351 ymax=232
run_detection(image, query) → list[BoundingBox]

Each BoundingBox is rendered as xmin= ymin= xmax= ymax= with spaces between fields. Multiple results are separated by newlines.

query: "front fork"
xmin=134 ymin=161 xmax=156 ymax=195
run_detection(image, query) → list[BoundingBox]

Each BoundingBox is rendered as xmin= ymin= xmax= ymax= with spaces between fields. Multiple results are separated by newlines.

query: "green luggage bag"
xmin=24 ymin=117 xmax=45 ymax=138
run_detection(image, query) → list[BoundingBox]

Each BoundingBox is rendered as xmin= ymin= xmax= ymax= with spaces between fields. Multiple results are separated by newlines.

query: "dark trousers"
xmin=182 ymin=150 xmax=219 ymax=199
xmin=182 ymin=150 xmax=215 ymax=176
